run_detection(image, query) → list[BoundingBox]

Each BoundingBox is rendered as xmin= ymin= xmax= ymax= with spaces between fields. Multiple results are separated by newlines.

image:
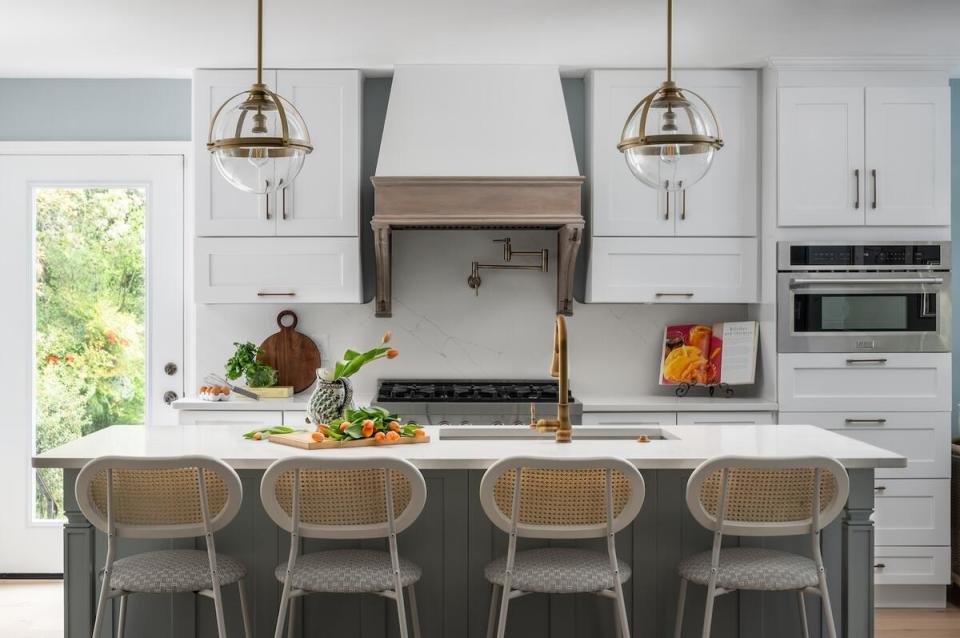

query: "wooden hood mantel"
xmin=370 ymin=176 xmax=585 ymax=317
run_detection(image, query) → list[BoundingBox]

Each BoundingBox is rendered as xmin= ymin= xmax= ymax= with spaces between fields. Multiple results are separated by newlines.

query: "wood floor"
xmin=0 ymin=580 xmax=958 ymax=637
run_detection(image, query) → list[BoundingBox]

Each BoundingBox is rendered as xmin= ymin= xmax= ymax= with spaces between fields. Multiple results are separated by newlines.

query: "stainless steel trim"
xmin=776 ymin=240 xmax=951 ymax=271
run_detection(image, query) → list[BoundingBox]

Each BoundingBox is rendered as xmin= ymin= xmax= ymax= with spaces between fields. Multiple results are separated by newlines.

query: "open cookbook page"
xmin=659 ymin=321 xmax=758 ymax=386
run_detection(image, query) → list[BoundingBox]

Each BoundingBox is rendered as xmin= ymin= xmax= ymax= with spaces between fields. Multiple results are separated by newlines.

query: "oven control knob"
xmin=460 ymin=420 xmax=471 ymax=426
xmin=513 ymin=419 xmax=524 ymax=426
xmin=438 ymin=420 xmax=450 ymax=426
xmin=492 ymin=420 xmax=505 ymax=426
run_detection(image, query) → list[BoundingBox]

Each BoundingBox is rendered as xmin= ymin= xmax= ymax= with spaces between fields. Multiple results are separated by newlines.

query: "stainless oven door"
xmin=777 ymin=271 xmax=951 ymax=353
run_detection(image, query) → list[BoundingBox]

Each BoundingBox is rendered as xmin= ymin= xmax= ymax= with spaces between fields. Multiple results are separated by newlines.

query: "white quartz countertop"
xmin=172 ymin=395 xmax=779 ymax=413
xmin=34 ymin=424 xmax=903 ymax=471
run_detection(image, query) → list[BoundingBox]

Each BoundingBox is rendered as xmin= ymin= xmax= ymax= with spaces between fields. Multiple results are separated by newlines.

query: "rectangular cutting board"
xmin=269 ymin=431 xmax=431 ymax=450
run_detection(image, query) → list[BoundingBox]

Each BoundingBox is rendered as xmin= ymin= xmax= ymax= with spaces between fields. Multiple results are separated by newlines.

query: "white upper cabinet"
xmin=194 ymin=69 xmax=362 ymax=237
xmin=778 ymin=85 xmax=949 ymax=227
xmin=587 ymin=70 xmax=757 ymax=237
xmin=274 ymin=70 xmax=361 ymax=236
xmin=865 ymin=86 xmax=950 ymax=226
xmin=195 ymin=69 xmax=278 ymax=236
xmin=778 ymin=87 xmax=865 ymax=226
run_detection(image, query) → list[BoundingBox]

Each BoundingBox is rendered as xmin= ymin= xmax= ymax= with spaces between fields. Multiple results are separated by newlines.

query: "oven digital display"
xmin=789 ymin=245 xmax=941 ymax=267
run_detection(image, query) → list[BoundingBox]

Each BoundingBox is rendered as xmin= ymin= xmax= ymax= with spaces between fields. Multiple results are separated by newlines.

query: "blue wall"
xmin=0 ymin=79 xmax=190 ymax=140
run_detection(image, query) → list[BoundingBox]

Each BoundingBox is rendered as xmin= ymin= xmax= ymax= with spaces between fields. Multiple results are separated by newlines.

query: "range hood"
xmin=371 ymin=65 xmax=585 ymax=317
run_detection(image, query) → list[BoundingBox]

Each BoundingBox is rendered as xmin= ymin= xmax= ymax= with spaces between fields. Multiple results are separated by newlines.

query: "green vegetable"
xmin=242 ymin=426 xmax=300 ymax=439
xmin=226 ymin=342 xmax=277 ymax=388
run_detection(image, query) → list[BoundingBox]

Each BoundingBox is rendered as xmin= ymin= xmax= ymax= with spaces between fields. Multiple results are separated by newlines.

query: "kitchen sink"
xmin=437 ymin=425 xmax=676 ymax=441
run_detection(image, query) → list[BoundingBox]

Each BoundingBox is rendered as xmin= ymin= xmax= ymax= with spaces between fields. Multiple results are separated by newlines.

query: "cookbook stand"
xmin=674 ymin=382 xmax=735 ymax=398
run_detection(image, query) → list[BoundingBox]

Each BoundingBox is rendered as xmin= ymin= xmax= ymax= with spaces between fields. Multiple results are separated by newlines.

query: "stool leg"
xmin=702 ymin=578 xmax=717 ymax=638
xmin=274 ymin=581 xmax=292 ymax=638
xmin=819 ymin=573 xmax=838 ymax=638
xmin=286 ymin=597 xmax=296 ymax=638
xmin=485 ymin=584 xmax=500 ymax=638
xmin=495 ymin=583 xmax=511 ymax=638
xmin=674 ymin=578 xmax=688 ymax=638
xmin=116 ymin=594 xmax=128 ymax=638
xmin=408 ymin=584 xmax=422 ymax=638
xmin=797 ymin=591 xmax=809 ymax=638
xmin=237 ymin=579 xmax=253 ymax=638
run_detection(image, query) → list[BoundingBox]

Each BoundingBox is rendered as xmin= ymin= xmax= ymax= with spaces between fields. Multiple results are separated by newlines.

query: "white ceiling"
xmin=2 ymin=0 xmax=959 ymax=77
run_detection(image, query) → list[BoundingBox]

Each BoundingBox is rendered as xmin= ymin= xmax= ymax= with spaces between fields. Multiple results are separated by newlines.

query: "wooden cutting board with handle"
xmin=269 ymin=431 xmax=431 ymax=449
xmin=258 ymin=310 xmax=321 ymax=393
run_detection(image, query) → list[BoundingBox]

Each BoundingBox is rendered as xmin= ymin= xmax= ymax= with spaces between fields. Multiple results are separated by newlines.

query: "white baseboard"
xmin=875 ymin=585 xmax=947 ymax=608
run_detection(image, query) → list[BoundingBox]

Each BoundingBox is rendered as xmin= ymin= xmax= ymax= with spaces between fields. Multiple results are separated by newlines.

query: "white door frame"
xmin=0 ymin=142 xmax=190 ymax=574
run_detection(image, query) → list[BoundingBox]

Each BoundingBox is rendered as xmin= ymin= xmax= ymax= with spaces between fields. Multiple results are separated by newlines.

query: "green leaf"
xmin=344 ymin=421 xmax=364 ymax=439
xmin=343 ymin=349 xmax=362 ymax=361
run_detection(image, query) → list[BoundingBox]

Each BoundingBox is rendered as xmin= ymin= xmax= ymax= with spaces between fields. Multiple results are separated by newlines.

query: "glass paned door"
xmin=0 ymin=155 xmax=183 ymax=573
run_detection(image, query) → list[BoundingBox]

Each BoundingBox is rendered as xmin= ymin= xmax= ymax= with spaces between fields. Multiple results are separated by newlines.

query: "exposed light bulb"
xmin=248 ymin=147 xmax=269 ymax=169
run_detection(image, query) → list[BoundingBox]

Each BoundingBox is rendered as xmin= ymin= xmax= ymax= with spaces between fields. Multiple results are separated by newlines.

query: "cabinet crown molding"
xmin=768 ymin=56 xmax=960 ymax=72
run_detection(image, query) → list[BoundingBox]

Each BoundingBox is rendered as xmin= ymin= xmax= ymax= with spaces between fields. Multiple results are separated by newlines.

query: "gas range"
xmin=373 ymin=380 xmax=583 ymax=426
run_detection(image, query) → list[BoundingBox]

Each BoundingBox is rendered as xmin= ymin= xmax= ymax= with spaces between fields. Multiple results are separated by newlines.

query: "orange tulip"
xmin=385 ymin=430 xmax=400 ymax=442
xmin=382 ymin=330 xmax=393 ymax=344
xmin=362 ymin=420 xmax=375 ymax=437
xmin=374 ymin=431 xmax=386 ymax=442
xmin=387 ymin=349 xmax=399 ymax=359
xmin=388 ymin=421 xmax=401 ymax=432
xmin=311 ymin=431 xmax=325 ymax=443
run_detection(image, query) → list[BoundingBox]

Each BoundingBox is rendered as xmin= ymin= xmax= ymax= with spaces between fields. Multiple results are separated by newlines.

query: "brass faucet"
xmin=529 ymin=314 xmax=572 ymax=443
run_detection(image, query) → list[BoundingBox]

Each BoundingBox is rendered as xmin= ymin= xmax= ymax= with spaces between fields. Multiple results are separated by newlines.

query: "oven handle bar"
xmin=789 ymin=277 xmax=944 ymax=288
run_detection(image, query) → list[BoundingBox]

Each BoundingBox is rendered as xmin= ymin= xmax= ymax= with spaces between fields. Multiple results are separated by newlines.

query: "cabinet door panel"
xmin=195 ymin=237 xmax=361 ymax=303
xmin=872 ymin=478 xmax=949 ymax=546
xmin=194 ymin=69 xmax=277 ymax=236
xmin=587 ymin=71 xmax=672 ymax=236
xmin=676 ymin=71 xmax=757 ymax=237
xmin=581 ymin=412 xmax=676 ymax=426
xmin=865 ymin=86 xmax=950 ymax=226
xmin=778 ymin=87 xmax=864 ymax=226
xmin=275 ymin=70 xmax=361 ymax=236
xmin=676 ymin=411 xmax=775 ymax=425
xmin=872 ymin=546 xmax=950 ymax=586
xmin=587 ymin=237 xmax=757 ymax=303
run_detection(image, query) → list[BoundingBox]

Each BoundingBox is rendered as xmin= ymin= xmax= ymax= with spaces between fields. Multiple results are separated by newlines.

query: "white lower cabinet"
xmin=777 ymin=412 xmax=950 ymax=479
xmin=777 ymin=352 xmax=951 ymax=412
xmin=177 ymin=410 xmax=283 ymax=426
xmin=587 ymin=237 xmax=758 ymax=303
xmin=676 ymin=412 xmax=776 ymax=425
xmin=873 ymin=478 xmax=950 ymax=547
xmin=873 ymin=546 xmax=951 ymax=586
xmin=582 ymin=412 xmax=676 ymax=426
xmin=195 ymin=237 xmax=362 ymax=303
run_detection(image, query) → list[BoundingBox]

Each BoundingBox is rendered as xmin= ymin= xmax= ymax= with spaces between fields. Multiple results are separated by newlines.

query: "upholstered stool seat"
xmin=484 ymin=548 xmax=631 ymax=594
xmin=110 ymin=549 xmax=247 ymax=594
xmin=678 ymin=547 xmax=818 ymax=591
xmin=275 ymin=549 xmax=421 ymax=593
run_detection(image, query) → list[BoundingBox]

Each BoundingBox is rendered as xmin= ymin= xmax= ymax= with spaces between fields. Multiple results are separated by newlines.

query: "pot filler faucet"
xmin=529 ymin=315 xmax=572 ymax=443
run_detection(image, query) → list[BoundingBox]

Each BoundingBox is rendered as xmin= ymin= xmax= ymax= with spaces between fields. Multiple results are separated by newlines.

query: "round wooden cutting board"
xmin=258 ymin=310 xmax=321 ymax=393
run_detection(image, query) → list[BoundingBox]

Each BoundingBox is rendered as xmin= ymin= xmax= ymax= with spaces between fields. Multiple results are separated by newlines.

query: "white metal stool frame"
xmin=75 ymin=455 xmax=250 ymax=638
xmin=260 ymin=456 xmax=427 ymax=638
xmin=479 ymin=456 xmax=646 ymax=638
xmin=675 ymin=455 xmax=850 ymax=638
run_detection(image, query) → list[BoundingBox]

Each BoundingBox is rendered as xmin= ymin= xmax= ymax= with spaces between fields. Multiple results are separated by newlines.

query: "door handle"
xmin=264 ymin=180 xmax=271 ymax=220
xmin=680 ymin=188 xmax=687 ymax=220
xmin=257 ymin=291 xmax=296 ymax=297
xmin=789 ymin=277 xmax=943 ymax=287
xmin=844 ymin=418 xmax=887 ymax=425
xmin=281 ymin=186 xmax=287 ymax=220
xmin=854 ymin=169 xmax=860 ymax=209
xmin=871 ymin=169 xmax=877 ymax=209
xmin=664 ymin=187 xmax=670 ymax=220
xmin=845 ymin=358 xmax=888 ymax=365
xmin=655 ymin=292 xmax=694 ymax=299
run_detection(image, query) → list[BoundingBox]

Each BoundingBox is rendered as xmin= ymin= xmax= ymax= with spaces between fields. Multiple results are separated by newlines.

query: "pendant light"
xmin=617 ymin=0 xmax=722 ymax=192
xmin=207 ymin=0 xmax=312 ymax=195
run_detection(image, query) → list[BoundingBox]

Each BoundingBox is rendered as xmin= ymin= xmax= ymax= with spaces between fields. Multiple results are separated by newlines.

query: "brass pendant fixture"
xmin=617 ymin=0 xmax=722 ymax=192
xmin=207 ymin=0 xmax=312 ymax=195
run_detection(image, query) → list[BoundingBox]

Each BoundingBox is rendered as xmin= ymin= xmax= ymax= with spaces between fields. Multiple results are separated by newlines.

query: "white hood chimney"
xmin=371 ymin=65 xmax=585 ymax=318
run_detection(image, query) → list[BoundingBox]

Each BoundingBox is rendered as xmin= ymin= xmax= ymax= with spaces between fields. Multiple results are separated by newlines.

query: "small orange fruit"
xmin=385 ymin=430 xmax=400 ymax=442
xmin=374 ymin=431 xmax=386 ymax=442
xmin=388 ymin=421 xmax=401 ymax=432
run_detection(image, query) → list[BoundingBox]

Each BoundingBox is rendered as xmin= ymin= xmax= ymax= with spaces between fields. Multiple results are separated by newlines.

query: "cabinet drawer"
xmin=873 ymin=546 xmax=950 ymax=586
xmin=677 ymin=411 xmax=776 ymax=425
xmin=586 ymin=237 xmax=757 ymax=303
xmin=195 ymin=237 xmax=361 ymax=303
xmin=873 ymin=479 xmax=949 ymax=546
xmin=283 ymin=410 xmax=312 ymax=427
xmin=778 ymin=412 xmax=950 ymax=479
xmin=177 ymin=410 xmax=283 ymax=426
xmin=777 ymin=353 xmax=950 ymax=412
xmin=582 ymin=412 xmax=676 ymax=426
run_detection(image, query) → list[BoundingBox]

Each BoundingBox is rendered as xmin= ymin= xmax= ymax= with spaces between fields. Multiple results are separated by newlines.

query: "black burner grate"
xmin=377 ymin=380 xmax=567 ymax=403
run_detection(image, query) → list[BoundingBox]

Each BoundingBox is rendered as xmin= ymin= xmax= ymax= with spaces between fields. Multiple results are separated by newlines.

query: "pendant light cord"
xmin=666 ymin=0 xmax=672 ymax=83
xmin=256 ymin=0 xmax=263 ymax=85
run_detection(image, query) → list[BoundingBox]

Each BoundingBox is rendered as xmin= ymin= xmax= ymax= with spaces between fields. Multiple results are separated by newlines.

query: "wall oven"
xmin=777 ymin=241 xmax=951 ymax=353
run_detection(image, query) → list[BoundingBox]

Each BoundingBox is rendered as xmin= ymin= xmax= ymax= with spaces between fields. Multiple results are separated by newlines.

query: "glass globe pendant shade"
xmin=618 ymin=81 xmax=722 ymax=192
xmin=208 ymin=84 xmax=312 ymax=195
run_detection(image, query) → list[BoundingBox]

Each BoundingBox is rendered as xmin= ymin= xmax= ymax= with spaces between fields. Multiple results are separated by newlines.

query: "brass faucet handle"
xmin=535 ymin=417 xmax=560 ymax=433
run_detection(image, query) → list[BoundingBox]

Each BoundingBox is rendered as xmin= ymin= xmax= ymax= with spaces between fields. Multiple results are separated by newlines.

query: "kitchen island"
xmin=35 ymin=424 xmax=903 ymax=638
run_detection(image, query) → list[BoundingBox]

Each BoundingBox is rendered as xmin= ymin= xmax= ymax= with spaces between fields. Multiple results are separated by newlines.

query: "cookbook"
xmin=659 ymin=321 xmax=759 ymax=386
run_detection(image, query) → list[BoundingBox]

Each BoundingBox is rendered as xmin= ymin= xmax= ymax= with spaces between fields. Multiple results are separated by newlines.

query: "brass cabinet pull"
xmin=844 ymin=418 xmax=887 ymax=425
xmin=845 ymin=358 xmax=887 ymax=365
xmin=256 ymin=291 xmax=296 ymax=297
xmin=871 ymin=169 xmax=878 ymax=209
xmin=855 ymin=169 xmax=861 ymax=209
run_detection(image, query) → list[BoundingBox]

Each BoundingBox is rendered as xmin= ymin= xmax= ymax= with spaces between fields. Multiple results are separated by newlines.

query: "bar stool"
xmin=479 ymin=456 xmax=646 ymax=638
xmin=75 ymin=455 xmax=251 ymax=638
xmin=260 ymin=456 xmax=427 ymax=638
xmin=674 ymin=455 xmax=849 ymax=638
